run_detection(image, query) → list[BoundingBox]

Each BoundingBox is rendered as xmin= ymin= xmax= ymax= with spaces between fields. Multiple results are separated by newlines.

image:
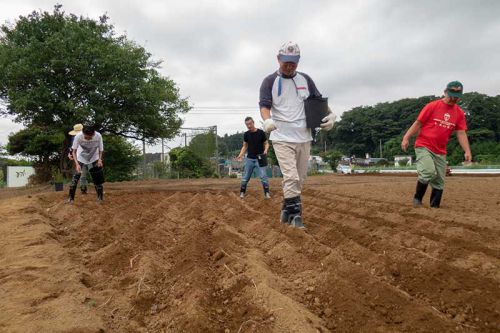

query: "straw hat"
xmin=68 ymin=124 xmax=83 ymax=136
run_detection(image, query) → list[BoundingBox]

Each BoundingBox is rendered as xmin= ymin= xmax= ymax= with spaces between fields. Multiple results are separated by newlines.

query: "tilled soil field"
xmin=0 ymin=175 xmax=499 ymax=333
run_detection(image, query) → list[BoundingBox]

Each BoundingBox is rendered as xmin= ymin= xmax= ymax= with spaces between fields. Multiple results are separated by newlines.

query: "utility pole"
xmin=142 ymin=139 xmax=146 ymax=179
xmin=379 ymin=139 xmax=383 ymax=158
xmin=214 ymin=126 xmax=219 ymax=176
xmin=161 ymin=138 xmax=165 ymax=163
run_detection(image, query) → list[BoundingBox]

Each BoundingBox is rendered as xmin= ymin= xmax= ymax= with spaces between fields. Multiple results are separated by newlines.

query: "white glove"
xmin=263 ymin=118 xmax=277 ymax=133
xmin=320 ymin=107 xmax=336 ymax=131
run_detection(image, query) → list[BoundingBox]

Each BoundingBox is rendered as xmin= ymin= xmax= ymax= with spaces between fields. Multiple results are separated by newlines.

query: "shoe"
xmin=264 ymin=192 xmax=271 ymax=199
xmin=65 ymin=198 xmax=74 ymax=204
xmin=430 ymin=188 xmax=443 ymax=208
xmin=413 ymin=181 xmax=428 ymax=207
xmin=240 ymin=192 xmax=245 ymax=199
xmin=289 ymin=214 xmax=306 ymax=229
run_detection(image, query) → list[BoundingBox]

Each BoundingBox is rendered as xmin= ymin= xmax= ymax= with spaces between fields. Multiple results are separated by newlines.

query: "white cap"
xmin=278 ymin=41 xmax=300 ymax=63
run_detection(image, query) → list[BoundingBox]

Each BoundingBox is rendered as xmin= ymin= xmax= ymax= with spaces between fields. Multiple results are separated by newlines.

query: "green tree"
xmin=321 ymin=150 xmax=343 ymax=170
xmin=169 ymin=147 xmax=214 ymax=178
xmin=0 ymin=5 xmax=189 ymax=141
xmin=102 ymin=136 xmax=142 ymax=182
xmin=217 ymin=132 xmax=244 ymax=158
xmin=6 ymin=125 xmax=63 ymax=181
xmin=0 ymin=5 xmax=189 ymax=180
xmin=189 ymin=131 xmax=216 ymax=159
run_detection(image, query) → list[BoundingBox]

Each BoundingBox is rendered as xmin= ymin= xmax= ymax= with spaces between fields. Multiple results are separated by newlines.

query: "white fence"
xmin=6 ymin=166 xmax=35 ymax=187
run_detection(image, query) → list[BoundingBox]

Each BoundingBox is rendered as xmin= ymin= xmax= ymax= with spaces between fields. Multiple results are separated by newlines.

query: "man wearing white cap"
xmin=259 ymin=41 xmax=336 ymax=229
xmin=68 ymin=124 xmax=88 ymax=194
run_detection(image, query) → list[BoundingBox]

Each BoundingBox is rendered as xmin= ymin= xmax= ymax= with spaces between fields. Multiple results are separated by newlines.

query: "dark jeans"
xmin=69 ymin=161 xmax=103 ymax=200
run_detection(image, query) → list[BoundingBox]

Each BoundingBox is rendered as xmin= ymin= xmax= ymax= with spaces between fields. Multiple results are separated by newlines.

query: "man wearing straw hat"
xmin=68 ymin=124 xmax=88 ymax=194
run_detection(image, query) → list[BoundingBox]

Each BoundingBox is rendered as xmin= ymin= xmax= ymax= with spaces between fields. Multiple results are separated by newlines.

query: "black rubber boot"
xmin=66 ymin=186 xmax=77 ymax=203
xmin=285 ymin=196 xmax=305 ymax=229
xmin=280 ymin=201 xmax=289 ymax=224
xmin=430 ymin=188 xmax=443 ymax=208
xmin=95 ymin=185 xmax=104 ymax=202
xmin=66 ymin=172 xmax=81 ymax=204
xmin=413 ymin=181 xmax=428 ymax=207
xmin=263 ymin=183 xmax=270 ymax=199
xmin=240 ymin=182 xmax=247 ymax=199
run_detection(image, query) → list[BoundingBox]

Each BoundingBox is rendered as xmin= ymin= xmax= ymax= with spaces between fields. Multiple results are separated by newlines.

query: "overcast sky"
xmin=1 ymin=0 xmax=499 ymax=151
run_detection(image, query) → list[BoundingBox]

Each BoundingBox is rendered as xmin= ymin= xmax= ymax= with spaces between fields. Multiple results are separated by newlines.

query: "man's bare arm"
xmin=237 ymin=142 xmax=248 ymax=161
xmin=456 ymin=130 xmax=472 ymax=162
xmin=401 ymin=120 xmax=422 ymax=152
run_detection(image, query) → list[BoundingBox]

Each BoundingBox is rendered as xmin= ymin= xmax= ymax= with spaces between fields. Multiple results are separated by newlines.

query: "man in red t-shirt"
xmin=401 ymin=81 xmax=472 ymax=208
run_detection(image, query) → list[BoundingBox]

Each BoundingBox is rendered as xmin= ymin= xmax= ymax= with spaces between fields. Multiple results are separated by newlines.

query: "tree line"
xmin=323 ymin=92 xmax=500 ymax=166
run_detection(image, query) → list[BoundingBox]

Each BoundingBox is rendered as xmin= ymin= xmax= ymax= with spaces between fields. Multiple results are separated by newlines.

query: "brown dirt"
xmin=0 ymin=175 xmax=499 ymax=333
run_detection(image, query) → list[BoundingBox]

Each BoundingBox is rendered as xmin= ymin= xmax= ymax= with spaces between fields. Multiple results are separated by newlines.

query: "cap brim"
xmin=447 ymin=91 xmax=463 ymax=98
xmin=278 ymin=55 xmax=300 ymax=63
xmin=68 ymin=130 xmax=78 ymax=135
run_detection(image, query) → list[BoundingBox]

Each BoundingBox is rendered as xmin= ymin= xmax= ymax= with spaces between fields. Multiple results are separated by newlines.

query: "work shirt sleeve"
xmin=417 ymin=103 xmax=434 ymax=124
xmin=259 ymin=74 xmax=276 ymax=109
xmin=71 ymin=136 xmax=80 ymax=150
xmin=99 ymin=134 xmax=104 ymax=152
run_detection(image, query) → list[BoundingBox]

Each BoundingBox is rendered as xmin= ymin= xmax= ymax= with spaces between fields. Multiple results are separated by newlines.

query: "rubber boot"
xmin=96 ymin=185 xmax=104 ymax=202
xmin=263 ymin=183 xmax=271 ymax=199
xmin=240 ymin=182 xmax=247 ymax=199
xmin=430 ymin=188 xmax=443 ymax=208
xmin=285 ymin=196 xmax=305 ymax=229
xmin=413 ymin=181 xmax=428 ymax=207
xmin=66 ymin=186 xmax=77 ymax=204
xmin=280 ymin=201 xmax=289 ymax=224
xmin=81 ymin=185 xmax=88 ymax=194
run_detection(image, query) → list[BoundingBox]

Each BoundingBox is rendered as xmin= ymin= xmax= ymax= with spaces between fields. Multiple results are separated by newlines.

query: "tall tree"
xmin=0 ymin=5 xmax=190 ymax=180
xmin=0 ymin=5 xmax=189 ymax=141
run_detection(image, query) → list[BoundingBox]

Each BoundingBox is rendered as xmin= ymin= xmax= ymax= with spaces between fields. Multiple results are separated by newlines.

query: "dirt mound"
xmin=1 ymin=176 xmax=499 ymax=332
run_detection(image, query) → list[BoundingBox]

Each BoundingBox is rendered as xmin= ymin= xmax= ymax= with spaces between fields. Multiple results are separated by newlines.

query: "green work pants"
xmin=415 ymin=147 xmax=447 ymax=190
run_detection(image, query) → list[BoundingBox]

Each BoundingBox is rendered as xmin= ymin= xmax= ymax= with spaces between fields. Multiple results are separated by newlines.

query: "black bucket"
xmin=89 ymin=166 xmax=105 ymax=185
xmin=304 ymin=97 xmax=329 ymax=129
xmin=54 ymin=182 xmax=64 ymax=192
xmin=257 ymin=153 xmax=268 ymax=167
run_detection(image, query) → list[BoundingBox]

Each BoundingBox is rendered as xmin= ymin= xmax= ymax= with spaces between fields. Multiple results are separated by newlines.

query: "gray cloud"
xmin=1 ymin=0 xmax=499 ymax=150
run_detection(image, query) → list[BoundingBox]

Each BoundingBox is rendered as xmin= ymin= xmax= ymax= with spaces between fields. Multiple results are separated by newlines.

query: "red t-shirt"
xmin=414 ymin=99 xmax=467 ymax=155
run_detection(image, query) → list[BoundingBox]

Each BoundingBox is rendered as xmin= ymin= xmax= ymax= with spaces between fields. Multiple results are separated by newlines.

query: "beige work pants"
xmin=273 ymin=141 xmax=311 ymax=199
